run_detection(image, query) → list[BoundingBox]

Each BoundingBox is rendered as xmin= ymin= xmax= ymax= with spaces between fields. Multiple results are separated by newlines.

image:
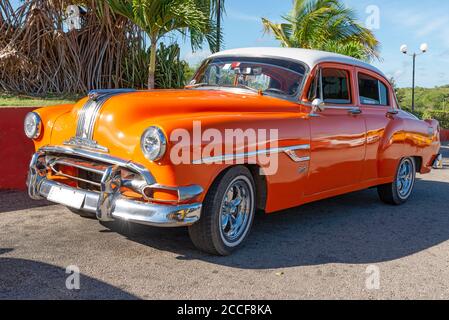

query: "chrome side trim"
xmin=303 ymin=102 xmax=360 ymax=111
xmin=284 ymin=149 xmax=311 ymax=162
xmin=39 ymin=145 xmax=155 ymax=185
xmin=192 ymin=144 xmax=310 ymax=164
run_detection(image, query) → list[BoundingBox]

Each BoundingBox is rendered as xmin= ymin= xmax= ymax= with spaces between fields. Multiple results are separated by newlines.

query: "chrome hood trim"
xmin=65 ymin=89 xmax=136 ymax=152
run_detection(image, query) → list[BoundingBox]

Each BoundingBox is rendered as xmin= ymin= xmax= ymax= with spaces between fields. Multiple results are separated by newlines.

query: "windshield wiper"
xmin=235 ymin=84 xmax=259 ymax=93
xmin=188 ymin=83 xmax=261 ymax=94
xmin=185 ymin=83 xmax=211 ymax=89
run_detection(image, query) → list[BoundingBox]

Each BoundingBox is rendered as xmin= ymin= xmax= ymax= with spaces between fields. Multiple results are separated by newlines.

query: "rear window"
xmin=358 ymin=73 xmax=390 ymax=106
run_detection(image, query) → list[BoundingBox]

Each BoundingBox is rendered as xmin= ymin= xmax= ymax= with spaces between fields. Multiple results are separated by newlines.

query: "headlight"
xmin=140 ymin=126 xmax=167 ymax=161
xmin=24 ymin=112 xmax=42 ymax=139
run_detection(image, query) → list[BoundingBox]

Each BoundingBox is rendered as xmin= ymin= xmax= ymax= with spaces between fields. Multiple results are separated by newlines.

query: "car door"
xmin=355 ymin=67 xmax=397 ymax=181
xmin=305 ymin=63 xmax=367 ymax=195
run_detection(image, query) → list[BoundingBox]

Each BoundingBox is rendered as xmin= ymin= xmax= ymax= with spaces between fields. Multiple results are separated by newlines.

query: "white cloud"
xmin=416 ymin=16 xmax=449 ymax=37
xmin=182 ymin=49 xmax=211 ymax=66
xmin=227 ymin=9 xmax=261 ymax=23
xmin=387 ymin=69 xmax=405 ymax=81
xmin=389 ymin=8 xmax=449 ymax=47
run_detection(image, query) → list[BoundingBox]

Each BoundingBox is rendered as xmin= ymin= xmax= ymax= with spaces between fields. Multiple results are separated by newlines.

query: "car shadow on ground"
xmin=102 ymin=176 xmax=449 ymax=269
xmin=0 ymin=249 xmax=138 ymax=299
xmin=0 ymin=190 xmax=51 ymax=214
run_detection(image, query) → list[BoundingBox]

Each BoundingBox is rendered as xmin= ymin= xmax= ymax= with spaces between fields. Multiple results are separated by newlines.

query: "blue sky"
xmin=10 ymin=0 xmax=449 ymax=88
xmin=179 ymin=0 xmax=449 ymax=88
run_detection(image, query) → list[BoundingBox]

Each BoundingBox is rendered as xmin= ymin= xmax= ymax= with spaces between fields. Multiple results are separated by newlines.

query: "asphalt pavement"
xmin=1 ymin=143 xmax=448 ymax=299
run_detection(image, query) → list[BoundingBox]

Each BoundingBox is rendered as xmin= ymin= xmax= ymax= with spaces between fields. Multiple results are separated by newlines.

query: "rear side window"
xmin=358 ymin=73 xmax=390 ymax=106
xmin=321 ymin=69 xmax=351 ymax=104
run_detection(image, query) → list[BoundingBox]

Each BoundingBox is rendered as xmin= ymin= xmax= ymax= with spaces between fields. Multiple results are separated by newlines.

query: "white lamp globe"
xmin=420 ymin=43 xmax=429 ymax=53
xmin=400 ymin=44 xmax=408 ymax=54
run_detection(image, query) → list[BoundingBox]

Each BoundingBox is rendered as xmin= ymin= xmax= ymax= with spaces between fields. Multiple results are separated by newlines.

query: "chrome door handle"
xmin=348 ymin=108 xmax=362 ymax=115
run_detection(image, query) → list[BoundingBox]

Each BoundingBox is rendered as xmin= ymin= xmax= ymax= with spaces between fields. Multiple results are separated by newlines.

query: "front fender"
xmin=32 ymin=104 xmax=75 ymax=150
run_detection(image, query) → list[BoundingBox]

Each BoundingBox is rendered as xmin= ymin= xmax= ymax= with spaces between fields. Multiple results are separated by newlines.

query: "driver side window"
xmin=321 ymin=68 xmax=351 ymax=104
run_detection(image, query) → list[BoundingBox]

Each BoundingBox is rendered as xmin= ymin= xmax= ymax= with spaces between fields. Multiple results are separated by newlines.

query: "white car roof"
xmin=210 ymin=47 xmax=386 ymax=78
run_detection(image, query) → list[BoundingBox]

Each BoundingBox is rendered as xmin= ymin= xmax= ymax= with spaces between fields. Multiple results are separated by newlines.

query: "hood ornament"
xmin=64 ymin=137 xmax=109 ymax=153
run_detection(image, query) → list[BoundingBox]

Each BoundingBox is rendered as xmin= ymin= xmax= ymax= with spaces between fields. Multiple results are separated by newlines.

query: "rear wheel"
xmin=188 ymin=166 xmax=256 ymax=256
xmin=378 ymin=157 xmax=416 ymax=205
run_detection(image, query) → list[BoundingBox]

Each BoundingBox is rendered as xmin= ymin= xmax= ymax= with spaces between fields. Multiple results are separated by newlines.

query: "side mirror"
xmin=311 ymin=98 xmax=325 ymax=113
xmin=387 ymin=108 xmax=399 ymax=116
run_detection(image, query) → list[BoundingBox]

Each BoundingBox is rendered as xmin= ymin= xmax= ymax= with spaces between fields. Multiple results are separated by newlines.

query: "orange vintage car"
xmin=25 ymin=48 xmax=442 ymax=255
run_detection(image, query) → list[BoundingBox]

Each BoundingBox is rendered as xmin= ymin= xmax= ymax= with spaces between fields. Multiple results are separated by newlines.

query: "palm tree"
xmin=107 ymin=0 xmax=222 ymax=89
xmin=262 ymin=0 xmax=380 ymax=61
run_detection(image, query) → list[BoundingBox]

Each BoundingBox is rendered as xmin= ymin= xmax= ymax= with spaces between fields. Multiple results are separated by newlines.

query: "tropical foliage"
xmin=0 ymin=0 xmax=145 ymax=94
xmin=107 ymin=0 xmax=222 ymax=89
xmin=424 ymin=110 xmax=449 ymax=129
xmin=0 ymin=0 xmax=218 ymax=94
xmin=396 ymin=86 xmax=449 ymax=111
xmin=395 ymin=85 xmax=449 ymax=128
xmin=262 ymin=0 xmax=380 ymax=61
xmin=155 ymin=43 xmax=190 ymax=89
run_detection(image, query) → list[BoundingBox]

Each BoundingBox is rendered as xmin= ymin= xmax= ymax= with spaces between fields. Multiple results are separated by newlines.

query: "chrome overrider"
xmin=27 ymin=146 xmax=203 ymax=227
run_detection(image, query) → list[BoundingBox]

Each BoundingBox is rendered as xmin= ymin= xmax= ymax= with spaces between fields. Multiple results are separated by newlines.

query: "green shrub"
xmin=423 ymin=110 xmax=449 ymax=129
xmin=155 ymin=43 xmax=189 ymax=89
xmin=402 ymin=106 xmax=424 ymax=119
xmin=123 ymin=42 xmax=192 ymax=89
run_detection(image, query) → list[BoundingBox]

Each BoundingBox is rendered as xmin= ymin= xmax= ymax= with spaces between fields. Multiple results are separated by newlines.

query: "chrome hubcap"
xmin=397 ymin=159 xmax=414 ymax=199
xmin=219 ymin=177 xmax=254 ymax=247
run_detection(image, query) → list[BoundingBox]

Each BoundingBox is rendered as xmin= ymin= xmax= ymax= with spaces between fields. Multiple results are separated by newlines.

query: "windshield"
xmin=189 ymin=56 xmax=306 ymax=100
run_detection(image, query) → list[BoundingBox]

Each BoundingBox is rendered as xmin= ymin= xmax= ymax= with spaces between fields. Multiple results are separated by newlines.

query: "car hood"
xmin=94 ymin=89 xmax=299 ymax=114
xmin=50 ymin=89 xmax=302 ymax=159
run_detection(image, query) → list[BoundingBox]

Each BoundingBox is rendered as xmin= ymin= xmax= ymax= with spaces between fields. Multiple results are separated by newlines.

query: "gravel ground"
xmin=1 ymin=144 xmax=449 ymax=300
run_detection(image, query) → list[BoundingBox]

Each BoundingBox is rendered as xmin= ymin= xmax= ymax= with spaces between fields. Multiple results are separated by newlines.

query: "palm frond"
xmin=263 ymin=0 xmax=380 ymax=61
xmin=262 ymin=18 xmax=293 ymax=47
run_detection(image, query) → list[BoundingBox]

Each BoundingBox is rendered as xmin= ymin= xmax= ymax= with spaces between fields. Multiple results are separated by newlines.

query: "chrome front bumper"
xmin=27 ymin=147 xmax=202 ymax=227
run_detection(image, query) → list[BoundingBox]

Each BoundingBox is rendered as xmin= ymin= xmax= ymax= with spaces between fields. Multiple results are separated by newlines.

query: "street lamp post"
xmin=400 ymin=43 xmax=428 ymax=113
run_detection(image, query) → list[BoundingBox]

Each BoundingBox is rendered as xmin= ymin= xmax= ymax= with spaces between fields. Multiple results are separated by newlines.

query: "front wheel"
xmin=188 ymin=166 xmax=256 ymax=256
xmin=378 ymin=157 xmax=416 ymax=205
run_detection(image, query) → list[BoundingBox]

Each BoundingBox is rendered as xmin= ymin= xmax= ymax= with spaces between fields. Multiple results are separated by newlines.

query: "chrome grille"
xmin=45 ymin=155 xmax=146 ymax=193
